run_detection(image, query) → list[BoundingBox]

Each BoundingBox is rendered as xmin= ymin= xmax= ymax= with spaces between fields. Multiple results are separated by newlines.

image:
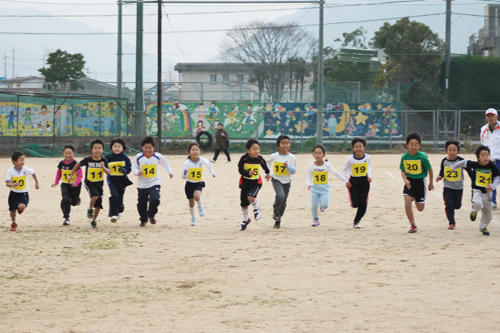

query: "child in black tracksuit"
xmin=105 ymin=138 xmax=133 ymax=222
xmin=237 ymin=138 xmax=271 ymax=231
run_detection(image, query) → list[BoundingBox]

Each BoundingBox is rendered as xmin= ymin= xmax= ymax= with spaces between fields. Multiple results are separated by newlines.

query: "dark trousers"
xmin=213 ymin=148 xmax=231 ymax=162
xmin=137 ymin=185 xmax=161 ymax=222
xmin=493 ymin=160 xmax=500 ymax=204
xmin=61 ymin=183 xmax=81 ymax=219
xmin=443 ymin=187 xmax=463 ymax=224
xmin=272 ymin=178 xmax=291 ymax=218
xmin=348 ymin=180 xmax=370 ymax=223
xmin=108 ymin=182 xmax=127 ymax=217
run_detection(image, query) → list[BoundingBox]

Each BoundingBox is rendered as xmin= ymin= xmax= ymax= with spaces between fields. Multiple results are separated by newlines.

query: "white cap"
xmin=486 ymin=108 xmax=498 ymax=116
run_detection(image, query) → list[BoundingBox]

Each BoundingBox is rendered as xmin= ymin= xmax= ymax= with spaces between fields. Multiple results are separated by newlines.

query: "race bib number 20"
xmin=404 ymin=160 xmax=422 ymax=175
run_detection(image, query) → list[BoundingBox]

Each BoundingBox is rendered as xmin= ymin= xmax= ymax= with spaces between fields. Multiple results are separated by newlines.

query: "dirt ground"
xmin=1 ymin=153 xmax=500 ymax=332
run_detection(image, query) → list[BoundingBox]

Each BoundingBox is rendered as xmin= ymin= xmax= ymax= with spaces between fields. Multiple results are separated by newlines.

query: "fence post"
xmin=16 ymin=95 xmax=19 ymax=137
xmin=300 ymin=110 xmax=304 ymax=151
xmin=98 ymin=102 xmax=102 ymax=136
xmin=433 ymin=110 xmax=437 ymax=152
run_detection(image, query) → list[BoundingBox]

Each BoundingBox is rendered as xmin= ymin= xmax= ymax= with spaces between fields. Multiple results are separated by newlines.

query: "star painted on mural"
xmin=289 ymin=128 xmax=293 ymax=132
xmin=385 ymin=129 xmax=389 ymax=133
xmin=266 ymin=129 xmax=274 ymax=136
xmin=354 ymin=112 xmax=369 ymax=125
xmin=276 ymin=121 xmax=281 ymax=125
xmin=295 ymin=107 xmax=301 ymax=112
xmin=377 ymin=104 xmax=383 ymax=110
xmin=295 ymin=123 xmax=303 ymax=133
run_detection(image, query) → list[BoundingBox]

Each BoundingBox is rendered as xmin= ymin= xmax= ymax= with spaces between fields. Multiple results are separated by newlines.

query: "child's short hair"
xmin=90 ymin=139 xmax=105 ymax=150
xmin=445 ymin=140 xmax=460 ymax=153
xmin=141 ymin=136 xmax=156 ymax=148
xmin=110 ymin=138 xmax=127 ymax=151
xmin=11 ymin=151 xmax=24 ymax=161
xmin=351 ymin=137 xmax=367 ymax=148
xmin=406 ymin=131 xmax=422 ymax=145
xmin=313 ymin=144 xmax=325 ymax=154
xmin=63 ymin=144 xmax=75 ymax=153
xmin=475 ymin=145 xmax=490 ymax=158
xmin=217 ymin=122 xmax=223 ymax=127
xmin=276 ymin=135 xmax=290 ymax=147
xmin=246 ymin=138 xmax=260 ymax=150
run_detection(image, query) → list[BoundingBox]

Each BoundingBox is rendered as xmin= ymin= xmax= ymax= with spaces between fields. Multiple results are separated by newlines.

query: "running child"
xmin=105 ymin=138 xmax=133 ymax=223
xmin=51 ymin=145 xmax=82 ymax=226
xmin=400 ymin=131 xmax=434 ymax=233
xmin=266 ymin=135 xmax=296 ymax=229
xmin=69 ymin=139 xmax=110 ymax=229
xmin=5 ymin=151 xmax=39 ymax=231
xmin=237 ymin=138 xmax=271 ymax=231
xmin=181 ymin=143 xmax=215 ymax=226
xmin=306 ymin=145 xmax=346 ymax=227
xmin=132 ymin=136 xmax=173 ymax=227
xmin=436 ymin=140 xmax=467 ymax=230
xmin=451 ymin=145 xmax=500 ymax=236
xmin=342 ymin=137 xmax=372 ymax=229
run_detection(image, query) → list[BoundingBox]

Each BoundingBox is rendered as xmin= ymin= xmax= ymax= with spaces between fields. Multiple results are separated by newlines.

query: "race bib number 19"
xmin=244 ymin=164 xmax=260 ymax=180
xmin=476 ymin=171 xmax=491 ymax=188
xmin=142 ymin=164 xmax=157 ymax=178
xmin=352 ymin=162 xmax=367 ymax=177
xmin=11 ymin=175 xmax=27 ymax=190
xmin=313 ymin=171 xmax=328 ymax=185
xmin=404 ymin=160 xmax=421 ymax=175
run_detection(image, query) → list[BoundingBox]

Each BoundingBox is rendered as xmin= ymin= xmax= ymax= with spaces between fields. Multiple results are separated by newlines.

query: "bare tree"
xmin=220 ymin=20 xmax=317 ymax=102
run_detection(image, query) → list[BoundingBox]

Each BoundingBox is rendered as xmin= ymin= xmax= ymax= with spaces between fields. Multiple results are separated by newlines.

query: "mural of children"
xmin=241 ymin=104 xmax=253 ymax=125
xmin=210 ymin=102 xmax=219 ymax=114
xmin=37 ymin=121 xmax=43 ymax=136
xmin=24 ymin=108 xmax=33 ymax=128
xmin=196 ymin=120 xmax=205 ymax=134
xmin=7 ymin=111 xmax=16 ymax=129
xmin=38 ymin=105 xmax=50 ymax=126
xmin=81 ymin=103 xmax=89 ymax=118
xmin=110 ymin=120 xmax=116 ymax=134
xmin=46 ymin=122 xmax=52 ymax=136
xmin=93 ymin=120 xmax=99 ymax=134
xmin=346 ymin=114 xmax=356 ymax=135
xmin=328 ymin=113 xmax=338 ymax=137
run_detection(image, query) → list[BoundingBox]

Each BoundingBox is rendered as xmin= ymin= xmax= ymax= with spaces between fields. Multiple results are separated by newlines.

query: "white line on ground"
xmin=385 ymin=171 xmax=397 ymax=179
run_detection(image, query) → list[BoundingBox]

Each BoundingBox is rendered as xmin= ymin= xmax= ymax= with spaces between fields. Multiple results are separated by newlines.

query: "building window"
xmin=222 ymin=74 xmax=229 ymax=82
xmin=248 ymin=73 xmax=255 ymax=81
xmin=210 ymin=74 xmax=217 ymax=82
xmin=236 ymin=74 xmax=244 ymax=82
xmin=16 ymin=83 xmax=21 ymax=87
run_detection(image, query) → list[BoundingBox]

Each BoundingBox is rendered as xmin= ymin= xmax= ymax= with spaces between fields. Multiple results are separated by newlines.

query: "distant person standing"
xmin=211 ymin=123 xmax=231 ymax=164
xmin=480 ymin=108 xmax=500 ymax=209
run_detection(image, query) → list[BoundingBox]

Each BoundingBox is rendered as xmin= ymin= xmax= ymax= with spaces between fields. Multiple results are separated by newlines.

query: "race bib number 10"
xmin=142 ymin=164 xmax=157 ymax=178
xmin=11 ymin=175 xmax=27 ymax=190
xmin=313 ymin=171 xmax=328 ymax=185
xmin=475 ymin=171 xmax=491 ymax=188
xmin=404 ymin=160 xmax=422 ymax=175
xmin=444 ymin=166 xmax=461 ymax=182
xmin=352 ymin=162 xmax=368 ymax=177
xmin=244 ymin=164 xmax=260 ymax=180
xmin=273 ymin=162 xmax=288 ymax=176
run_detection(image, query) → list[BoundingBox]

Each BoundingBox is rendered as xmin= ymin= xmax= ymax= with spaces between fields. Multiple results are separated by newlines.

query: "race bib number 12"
xmin=109 ymin=161 xmax=125 ymax=176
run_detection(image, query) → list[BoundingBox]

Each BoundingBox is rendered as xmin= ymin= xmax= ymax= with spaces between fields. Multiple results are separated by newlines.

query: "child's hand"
xmin=51 ymin=183 xmax=58 ymax=188
xmin=367 ymin=177 xmax=372 ymax=183
xmin=249 ymin=169 xmax=255 ymax=176
xmin=436 ymin=176 xmax=442 ymax=182
xmin=265 ymin=174 xmax=271 ymax=181
xmin=138 ymin=171 xmax=143 ymax=177
xmin=68 ymin=176 xmax=74 ymax=183
xmin=428 ymin=182 xmax=434 ymax=191
xmin=100 ymin=162 xmax=106 ymax=168
xmin=487 ymin=185 xmax=493 ymax=192
xmin=11 ymin=182 xmax=20 ymax=188
xmin=308 ymin=185 xmax=311 ymax=191
xmin=184 ymin=169 xmax=187 ymax=175
xmin=283 ymin=162 xmax=288 ymax=168
xmin=169 ymin=174 xmax=174 ymax=179
xmin=71 ymin=182 xmax=78 ymax=187
xmin=345 ymin=182 xmax=352 ymax=189
xmin=404 ymin=179 xmax=411 ymax=189
xmin=35 ymin=182 xmax=40 ymax=190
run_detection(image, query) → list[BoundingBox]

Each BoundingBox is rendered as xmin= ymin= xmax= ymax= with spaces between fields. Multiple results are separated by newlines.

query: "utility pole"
xmin=117 ymin=0 xmax=123 ymax=98
xmin=11 ymin=48 xmax=15 ymax=78
xmin=444 ymin=0 xmax=453 ymax=109
xmin=316 ymin=0 xmax=324 ymax=144
xmin=157 ymin=0 xmax=162 ymax=149
xmin=135 ymin=0 xmax=144 ymax=136
xmin=3 ymin=54 xmax=8 ymax=79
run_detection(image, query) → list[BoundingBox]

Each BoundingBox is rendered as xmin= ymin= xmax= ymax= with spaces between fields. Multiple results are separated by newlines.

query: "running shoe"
xmin=149 ymin=217 xmax=157 ymax=225
xmin=470 ymin=212 xmax=477 ymax=221
xmin=10 ymin=222 xmax=17 ymax=231
xmin=254 ymin=207 xmax=262 ymax=221
xmin=482 ymin=227 xmax=490 ymax=236
xmin=140 ymin=220 xmax=147 ymax=227
xmin=191 ymin=217 xmax=197 ymax=226
xmin=110 ymin=216 xmax=118 ymax=223
xmin=90 ymin=221 xmax=98 ymax=229
xmin=63 ymin=219 xmax=72 ymax=226
xmin=87 ymin=208 xmax=94 ymax=219
xmin=312 ymin=218 xmax=320 ymax=227
xmin=408 ymin=224 xmax=417 ymax=233
xmin=448 ymin=223 xmax=455 ymax=230
xmin=274 ymin=219 xmax=281 ymax=229
xmin=199 ymin=206 xmax=206 ymax=217
xmin=240 ymin=218 xmax=251 ymax=231
xmin=354 ymin=223 xmax=361 ymax=229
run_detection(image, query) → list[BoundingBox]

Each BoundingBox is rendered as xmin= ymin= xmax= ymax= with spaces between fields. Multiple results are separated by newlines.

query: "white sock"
xmin=196 ymin=198 xmax=203 ymax=208
xmin=242 ymin=207 xmax=249 ymax=221
xmin=251 ymin=199 xmax=259 ymax=210
xmin=189 ymin=206 xmax=196 ymax=218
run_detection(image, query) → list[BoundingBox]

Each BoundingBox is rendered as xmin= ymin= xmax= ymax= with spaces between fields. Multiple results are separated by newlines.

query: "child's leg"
xmin=404 ymin=195 xmax=415 ymax=225
xmin=70 ymin=185 xmax=82 ymax=206
xmin=61 ymin=185 xmax=72 ymax=219
xmin=471 ymin=189 xmax=483 ymax=213
xmin=240 ymin=189 xmax=250 ymax=222
xmin=93 ymin=207 xmax=100 ymax=220
xmin=280 ymin=182 xmax=291 ymax=217
xmin=319 ymin=188 xmax=330 ymax=212
xmin=118 ymin=187 xmax=126 ymax=213
xmin=193 ymin=190 xmax=203 ymax=207
xmin=137 ymin=188 xmax=149 ymax=222
xmin=10 ymin=209 xmax=17 ymax=222
xmin=17 ymin=203 xmax=27 ymax=214
xmin=354 ymin=182 xmax=369 ymax=224
xmin=188 ymin=198 xmax=196 ymax=218
xmin=147 ymin=186 xmax=161 ymax=218
xmin=311 ymin=190 xmax=320 ymax=219
xmin=479 ymin=191 xmax=493 ymax=231
xmin=271 ymin=179 xmax=285 ymax=217
xmin=108 ymin=182 xmax=120 ymax=217
xmin=89 ymin=196 xmax=98 ymax=209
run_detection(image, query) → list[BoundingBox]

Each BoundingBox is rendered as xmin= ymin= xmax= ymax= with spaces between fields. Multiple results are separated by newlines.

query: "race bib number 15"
xmin=188 ymin=167 xmax=203 ymax=181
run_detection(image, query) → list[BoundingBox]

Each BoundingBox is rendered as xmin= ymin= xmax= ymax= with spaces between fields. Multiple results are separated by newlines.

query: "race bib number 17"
xmin=273 ymin=162 xmax=288 ymax=176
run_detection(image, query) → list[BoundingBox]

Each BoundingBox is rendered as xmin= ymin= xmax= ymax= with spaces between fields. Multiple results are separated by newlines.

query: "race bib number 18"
xmin=404 ymin=160 xmax=422 ymax=175
xmin=313 ymin=171 xmax=328 ymax=185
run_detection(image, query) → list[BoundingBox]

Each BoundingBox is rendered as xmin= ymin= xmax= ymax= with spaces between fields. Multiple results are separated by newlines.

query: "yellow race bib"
xmin=188 ymin=167 xmax=203 ymax=181
xmin=313 ymin=171 xmax=328 ymax=185
xmin=87 ymin=167 xmax=104 ymax=182
xmin=61 ymin=169 xmax=75 ymax=184
xmin=352 ymin=162 xmax=368 ymax=177
xmin=11 ymin=175 xmax=27 ymax=190
xmin=273 ymin=161 xmax=288 ymax=176
xmin=141 ymin=164 xmax=157 ymax=178
xmin=444 ymin=166 xmax=461 ymax=182
xmin=476 ymin=171 xmax=491 ymax=188
xmin=404 ymin=160 xmax=421 ymax=175
xmin=109 ymin=161 xmax=125 ymax=176
xmin=244 ymin=164 xmax=260 ymax=180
